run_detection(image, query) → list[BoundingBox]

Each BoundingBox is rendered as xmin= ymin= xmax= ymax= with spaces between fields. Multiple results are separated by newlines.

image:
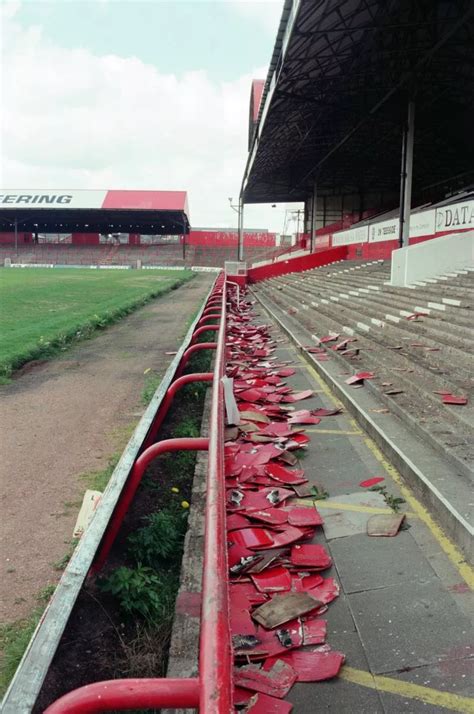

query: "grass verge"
xmin=0 ymin=268 xmax=194 ymax=380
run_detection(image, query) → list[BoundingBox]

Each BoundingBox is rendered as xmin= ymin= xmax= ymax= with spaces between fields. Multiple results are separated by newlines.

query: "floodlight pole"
xmin=399 ymin=100 xmax=415 ymax=248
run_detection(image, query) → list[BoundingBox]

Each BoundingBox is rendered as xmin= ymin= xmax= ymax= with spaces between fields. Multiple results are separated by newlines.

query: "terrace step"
xmin=255 ymin=282 xmax=474 ymax=483
xmin=268 ymin=278 xmax=474 ymax=366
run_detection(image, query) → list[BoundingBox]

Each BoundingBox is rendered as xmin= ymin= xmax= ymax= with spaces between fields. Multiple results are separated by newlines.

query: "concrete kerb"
xmin=252 ymin=289 xmax=473 ymax=565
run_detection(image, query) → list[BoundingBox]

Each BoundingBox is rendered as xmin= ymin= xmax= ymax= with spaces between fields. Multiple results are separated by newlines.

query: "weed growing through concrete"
xmin=370 ymin=484 xmax=406 ymax=512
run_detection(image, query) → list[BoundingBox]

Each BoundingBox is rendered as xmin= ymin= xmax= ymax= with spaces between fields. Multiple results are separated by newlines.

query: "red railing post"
xmin=92 ymin=437 xmax=209 ymax=572
xmin=175 ymin=342 xmax=218 ymax=379
xmin=191 ymin=324 xmax=220 ymax=343
xmin=199 ymin=283 xmax=232 ymax=712
xmin=142 ymin=372 xmax=213 ymax=449
xmin=44 ymin=275 xmax=233 ymax=713
xmin=44 ymin=678 xmax=200 ymax=713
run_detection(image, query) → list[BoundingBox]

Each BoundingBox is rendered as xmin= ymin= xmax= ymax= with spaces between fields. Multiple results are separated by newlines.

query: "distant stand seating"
xmin=0 ymin=242 xmax=280 ymax=268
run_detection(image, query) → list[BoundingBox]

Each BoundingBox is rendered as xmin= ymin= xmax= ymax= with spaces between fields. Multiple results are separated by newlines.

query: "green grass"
xmin=0 ymin=609 xmax=42 ymax=696
xmin=0 ymin=268 xmax=194 ymax=379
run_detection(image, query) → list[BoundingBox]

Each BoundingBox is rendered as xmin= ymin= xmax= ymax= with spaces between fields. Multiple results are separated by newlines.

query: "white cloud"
xmin=229 ymin=0 xmax=284 ymax=36
xmin=0 ymin=2 xmax=297 ymax=233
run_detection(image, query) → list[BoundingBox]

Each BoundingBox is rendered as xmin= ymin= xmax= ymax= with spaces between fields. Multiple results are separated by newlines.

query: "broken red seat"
xmin=265 ymin=646 xmax=345 ymax=682
xmin=264 ymin=463 xmax=307 ymax=486
xmin=287 ymin=411 xmax=322 ymax=425
xmin=250 ymin=566 xmax=292 ymax=593
xmin=290 ymin=544 xmax=332 ymax=570
xmin=242 ymin=691 xmax=294 ymax=713
xmin=235 ymin=487 xmax=295 ymax=512
xmin=345 ymin=371 xmax=375 ymax=385
xmin=320 ymin=334 xmax=340 ymax=343
xmin=266 ymin=525 xmax=308 ymax=549
xmin=228 ymin=527 xmax=275 ymax=550
xmin=285 ymin=433 xmax=310 ymax=450
xmin=305 ymin=577 xmax=340 ymax=604
xmin=234 ymin=659 xmax=297 ymax=699
xmin=230 ymin=582 xmax=268 ymax=606
xmin=227 ymin=513 xmax=252 ymax=531
xmin=280 ymin=616 xmax=327 ymax=646
xmin=291 ymin=573 xmax=324 ymax=592
xmin=246 ymin=508 xmax=289 ymax=526
xmin=233 ymin=623 xmax=303 ymax=660
xmin=311 ymin=408 xmax=343 ymax=417
xmin=282 ymin=390 xmax=314 ymax=403
xmin=285 ymin=506 xmax=324 ymax=527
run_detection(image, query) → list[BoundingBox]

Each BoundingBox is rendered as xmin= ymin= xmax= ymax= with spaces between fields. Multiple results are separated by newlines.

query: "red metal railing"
xmin=45 ymin=272 xmax=232 ymax=712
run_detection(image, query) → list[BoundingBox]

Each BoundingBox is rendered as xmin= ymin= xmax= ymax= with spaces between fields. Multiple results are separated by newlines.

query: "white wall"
xmin=391 ymin=230 xmax=474 ymax=286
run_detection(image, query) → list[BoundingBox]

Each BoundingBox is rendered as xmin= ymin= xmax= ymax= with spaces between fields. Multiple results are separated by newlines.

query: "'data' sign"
xmin=436 ymin=200 xmax=474 ymax=232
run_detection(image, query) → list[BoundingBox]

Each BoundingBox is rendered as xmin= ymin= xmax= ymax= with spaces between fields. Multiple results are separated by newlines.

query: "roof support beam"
xmin=399 ymin=100 xmax=415 ymax=248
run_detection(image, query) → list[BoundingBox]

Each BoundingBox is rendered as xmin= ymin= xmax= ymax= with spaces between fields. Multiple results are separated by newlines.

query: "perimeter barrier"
xmin=2 ymin=271 xmax=233 ymax=713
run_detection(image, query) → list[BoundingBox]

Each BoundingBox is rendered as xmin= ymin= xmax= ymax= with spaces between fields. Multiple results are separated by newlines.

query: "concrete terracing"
xmin=252 ymin=260 xmax=473 ymax=559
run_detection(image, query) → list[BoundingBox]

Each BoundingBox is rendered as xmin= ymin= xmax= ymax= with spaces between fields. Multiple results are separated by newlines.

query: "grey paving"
xmin=330 ymin=531 xmax=437 ymax=591
xmin=348 ymin=577 xmax=473 ymax=673
xmin=319 ymin=492 xmax=389 ymax=541
xmin=379 ymin=658 xmax=474 ymax=713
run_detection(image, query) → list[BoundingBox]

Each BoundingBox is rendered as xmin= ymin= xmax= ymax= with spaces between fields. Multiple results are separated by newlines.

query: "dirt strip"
xmin=0 ymin=274 xmax=214 ymax=623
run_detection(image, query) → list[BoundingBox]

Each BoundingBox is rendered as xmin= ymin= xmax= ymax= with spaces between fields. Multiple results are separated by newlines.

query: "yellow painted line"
xmin=294 ymin=498 xmax=417 ymax=517
xmin=293 ymin=348 xmax=345 ymax=409
xmin=304 ymin=428 xmax=363 ymax=435
xmin=341 ymin=666 xmax=474 ymax=713
xmin=295 ymin=498 xmax=394 ymax=515
xmin=294 ymin=348 xmax=474 ymax=589
xmin=363 ymin=436 xmax=474 ymax=589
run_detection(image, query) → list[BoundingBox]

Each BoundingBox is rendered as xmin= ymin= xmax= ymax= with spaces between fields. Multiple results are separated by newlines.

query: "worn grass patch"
xmin=0 ymin=268 xmax=194 ymax=379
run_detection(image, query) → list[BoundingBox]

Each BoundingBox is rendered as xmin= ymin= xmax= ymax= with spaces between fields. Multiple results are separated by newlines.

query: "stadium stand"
xmin=0 ymin=241 xmax=280 ymax=268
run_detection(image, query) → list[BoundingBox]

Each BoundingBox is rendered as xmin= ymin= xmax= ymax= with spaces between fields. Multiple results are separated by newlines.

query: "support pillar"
xmin=237 ymin=197 xmax=244 ymax=262
xmin=14 ymin=217 xmax=18 ymax=254
xmin=310 ymin=183 xmax=317 ymax=253
xmin=399 ymin=100 xmax=415 ymax=248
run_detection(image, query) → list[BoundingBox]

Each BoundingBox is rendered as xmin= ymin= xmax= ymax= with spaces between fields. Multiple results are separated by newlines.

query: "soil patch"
xmin=0 ymin=274 xmax=213 ymax=623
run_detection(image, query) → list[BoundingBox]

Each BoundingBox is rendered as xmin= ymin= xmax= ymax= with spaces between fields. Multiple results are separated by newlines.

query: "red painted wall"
xmin=187 ymin=230 xmax=276 ymax=247
xmin=247 ymin=246 xmax=348 ymax=283
xmin=71 ymin=233 xmax=100 ymax=245
xmin=0 ymin=232 xmax=28 ymax=244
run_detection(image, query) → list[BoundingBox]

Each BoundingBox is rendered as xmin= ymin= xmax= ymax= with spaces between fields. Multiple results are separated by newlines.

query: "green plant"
xmin=128 ymin=508 xmax=187 ymax=566
xmin=310 ymin=485 xmax=329 ymax=500
xmin=81 ymin=453 xmax=120 ymax=492
xmin=98 ymin=565 xmax=175 ymax=622
xmin=141 ymin=371 xmax=163 ymax=405
xmin=36 ymin=584 xmax=56 ymax=605
xmin=0 ymin=609 xmax=43 ymax=696
xmin=52 ymin=538 xmax=79 ymax=571
xmin=370 ymin=485 xmax=406 ymax=512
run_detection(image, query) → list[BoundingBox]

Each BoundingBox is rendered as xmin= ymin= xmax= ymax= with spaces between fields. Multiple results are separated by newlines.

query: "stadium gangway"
xmin=2 ymin=272 xmax=233 ymax=713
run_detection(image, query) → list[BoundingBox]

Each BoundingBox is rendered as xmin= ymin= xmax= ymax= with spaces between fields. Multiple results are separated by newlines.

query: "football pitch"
xmin=0 ymin=267 xmax=194 ymax=379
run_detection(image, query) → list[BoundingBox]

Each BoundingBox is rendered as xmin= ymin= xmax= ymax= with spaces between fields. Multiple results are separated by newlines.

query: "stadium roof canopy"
xmin=242 ymin=0 xmax=474 ymax=205
xmin=0 ymin=190 xmax=190 ymax=234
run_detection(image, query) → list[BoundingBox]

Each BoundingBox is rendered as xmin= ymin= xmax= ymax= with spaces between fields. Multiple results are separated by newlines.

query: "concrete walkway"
xmin=167 ymin=296 xmax=473 ymax=712
xmin=261 ymin=318 xmax=473 ymax=712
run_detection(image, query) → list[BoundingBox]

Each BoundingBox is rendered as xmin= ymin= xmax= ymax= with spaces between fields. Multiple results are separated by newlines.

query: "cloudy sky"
xmin=1 ymin=0 xmax=302 ymax=233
